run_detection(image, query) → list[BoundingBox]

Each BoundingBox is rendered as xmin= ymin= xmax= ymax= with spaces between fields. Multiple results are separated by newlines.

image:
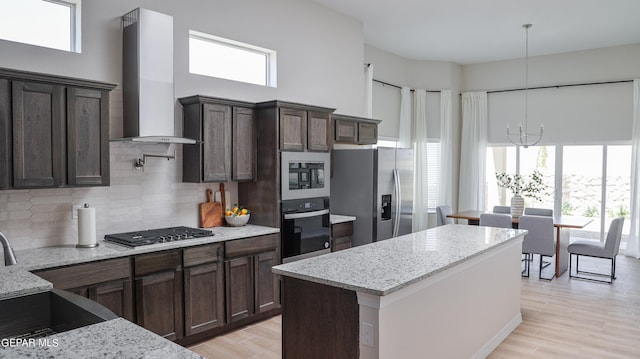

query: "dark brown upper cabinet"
xmin=67 ymin=87 xmax=110 ymax=186
xmin=0 ymin=67 xmax=115 ymax=190
xmin=0 ymin=79 xmax=11 ymax=189
xmin=12 ymin=81 xmax=65 ymax=188
xmin=307 ymin=111 xmax=331 ymax=152
xmin=180 ymin=95 xmax=257 ymax=183
xmin=279 ymin=107 xmax=332 ymax=152
xmin=332 ymin=114 xmax=380 ymax=145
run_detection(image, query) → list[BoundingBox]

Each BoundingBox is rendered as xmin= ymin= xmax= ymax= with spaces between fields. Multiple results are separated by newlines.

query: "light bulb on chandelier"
xmin=507 ymin=24 xmax=544 ymax=148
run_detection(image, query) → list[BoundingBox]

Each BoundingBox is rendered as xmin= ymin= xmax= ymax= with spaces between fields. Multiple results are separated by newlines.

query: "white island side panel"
xmin=357 ymin=237 xmax=523 ymax=359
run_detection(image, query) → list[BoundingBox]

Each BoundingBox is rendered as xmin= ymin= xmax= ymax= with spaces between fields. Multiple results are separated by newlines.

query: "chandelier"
xmin=507 ymin=24 xmax=543 ymax=148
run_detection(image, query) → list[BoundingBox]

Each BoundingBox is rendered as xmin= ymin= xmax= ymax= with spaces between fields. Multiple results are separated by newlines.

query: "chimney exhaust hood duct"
xmin=117 ymin=8 xmax=196 ymax=144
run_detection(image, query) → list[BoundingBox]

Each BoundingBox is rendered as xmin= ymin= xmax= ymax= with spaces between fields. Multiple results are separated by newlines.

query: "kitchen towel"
xmin=77 ymin=204 xmax=98 ymax=248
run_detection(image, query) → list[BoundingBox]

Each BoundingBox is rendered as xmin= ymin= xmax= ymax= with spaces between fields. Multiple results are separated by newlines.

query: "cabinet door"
xmin=203 ymin=103 xmax=232 ymax=181
xmin=89 ymin=279 xmax=134 ymax=321
xmin=67 ymin=88 xmax=110 ymax=186
xmin=12 ymin=81 xmax=64 ymax=188
xmin=307 ymin=111 xmax=331 ymax=152
xmin=334 ymin=119 xmax=358 ymax=143
xmin=279 ymin=108 xmax=306 ymax=151
xmin=358 ymin=122 xmax=378 ymax=145
xmin=255 ymin=250 xmax=280 ymax=313
xmin=232 ymin=107 xmax=257 ymax=181
xmin=0 ymin=79 xmax=9 ymax=189
xmin=184 ymin=262 xmax=225 ymax=336
xmin=225 ymin=256 xmax=254 ymax=323
xmin=135 ymin=270 xmax=183 ymax=341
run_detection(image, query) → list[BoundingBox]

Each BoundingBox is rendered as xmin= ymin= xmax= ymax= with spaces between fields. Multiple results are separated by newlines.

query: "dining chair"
xmin=479 ymin=213 xmax=512 ymax=228
xmin=492 ymin=205 xmax=511 ymax=214
xmin=523 ymin=208 xmax=553 ymax=216
xmin=567 ymin=217 xmax=625 ymax=283
xmin=436 ymin=205 xmax=454 ymax=226
xmin=519 ymin=215 xmax=556 ymax=280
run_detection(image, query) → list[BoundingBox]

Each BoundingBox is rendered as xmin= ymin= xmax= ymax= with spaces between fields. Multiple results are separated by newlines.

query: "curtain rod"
xmin=487 ymin=79 xmax=633 ymax=94
xmin=372 ymin=78 xmax=441 ymax=93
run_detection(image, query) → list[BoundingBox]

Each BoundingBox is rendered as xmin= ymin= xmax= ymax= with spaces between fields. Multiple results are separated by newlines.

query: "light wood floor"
xmin=189 ymin=255 xmax=640 ymax=359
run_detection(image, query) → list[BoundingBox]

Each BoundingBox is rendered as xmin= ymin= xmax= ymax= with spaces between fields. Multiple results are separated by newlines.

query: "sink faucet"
xmin=0 ymin=231 xmax=17 ymax=266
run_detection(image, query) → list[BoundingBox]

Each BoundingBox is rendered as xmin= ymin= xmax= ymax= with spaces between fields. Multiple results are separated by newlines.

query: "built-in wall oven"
xmin=281 ymin=197 xmax=331 ymax=263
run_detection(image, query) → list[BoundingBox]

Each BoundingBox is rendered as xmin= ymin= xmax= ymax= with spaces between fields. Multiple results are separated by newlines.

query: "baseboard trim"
xmin=471 ymin=312 xmax=522 ymax=359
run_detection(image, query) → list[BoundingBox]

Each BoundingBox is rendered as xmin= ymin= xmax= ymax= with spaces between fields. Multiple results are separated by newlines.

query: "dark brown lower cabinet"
xmin=34 ymin=257 xmax=134 ymax=321
xmin=134 ymin=250 xmax=183 ymax=341
xmin=332 ymin=221 xmax=354 ymax=252
xmin=255 ymin=250 xmax=279 ymax=313
xmin=91 ymin=280 xmax=132 ymax=319
xmin=225 ymin=234 xmax=280 ymax=325
xmin=34 ymin=236 xmax=282 ymax=344
xmin=183 ymin=244 xmax=225 ymax=336
xmin=225 ymin=256 xmax=254 ymax=323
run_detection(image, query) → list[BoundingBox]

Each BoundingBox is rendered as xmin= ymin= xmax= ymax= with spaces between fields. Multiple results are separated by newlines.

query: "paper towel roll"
xmin=77 ymin=204 xmax=98 ymax=248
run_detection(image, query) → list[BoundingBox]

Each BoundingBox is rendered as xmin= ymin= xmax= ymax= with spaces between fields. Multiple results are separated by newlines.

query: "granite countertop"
xmin=272 ymin=224 xmax=527 ymax=296
xmin=0 ymin=266 xmax=52 ymax=300
xmin=330 ymin=214 xmax=356 ymax=224
xmin=0 ymin=318 xmax=202 ymax=358
xmin=13 ymin=224 xmax=280 ymax=272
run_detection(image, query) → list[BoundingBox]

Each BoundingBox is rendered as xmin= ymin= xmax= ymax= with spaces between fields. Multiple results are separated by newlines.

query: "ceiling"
xmin=310 ymin=0 xmax=640 ymax=64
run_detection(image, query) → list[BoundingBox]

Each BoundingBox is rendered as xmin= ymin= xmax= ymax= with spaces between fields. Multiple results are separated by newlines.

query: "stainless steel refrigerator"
xmin=331 ymin=146 xmax=414 ymax=247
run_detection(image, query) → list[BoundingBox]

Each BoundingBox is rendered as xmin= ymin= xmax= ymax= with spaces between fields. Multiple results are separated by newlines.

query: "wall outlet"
xmin=361 ymin=322 xmax=374 ymax=347
xmin=72 ymin=204 xmax=82 ymax=220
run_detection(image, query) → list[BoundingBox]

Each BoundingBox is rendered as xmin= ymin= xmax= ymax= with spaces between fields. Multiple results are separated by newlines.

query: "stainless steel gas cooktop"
xmin=104 ymin=226 xmax=213 ymax=247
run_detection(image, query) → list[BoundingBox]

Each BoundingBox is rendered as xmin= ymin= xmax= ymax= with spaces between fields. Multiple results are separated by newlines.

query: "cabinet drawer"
xmin=225 ymin=234 xmax=278 ymax=258
xmin=134 ymin=250 xmax=182 ymax=276
xmin=35 ymin=257 xmax=131 ymax=290
xmin=183 ymin=243 xmax=223 ymax=267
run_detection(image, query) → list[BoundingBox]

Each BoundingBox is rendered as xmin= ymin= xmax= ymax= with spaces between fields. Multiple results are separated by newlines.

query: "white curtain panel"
xmin=458 ymin=91 xmax=488 ymax=211
xmin=412 ymin=89 xmax=429 ymax=232
xmin=398 ymin=87 xmax=412 ymax=148
xmin=439 ymin=90 xmax=454 ymax=209
xmin=365 ymin=64 xmax=373 ymax=118
xmin=625 ymin=79 xmax=640 ymax=259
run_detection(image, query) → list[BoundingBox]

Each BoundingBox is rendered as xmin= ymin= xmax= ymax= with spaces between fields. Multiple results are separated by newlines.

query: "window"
xmin=0 ymin=0 xmax=81 ymax=52
xmin=426 ymin=142 xmax=441 ymax=210
xmin=486 ymin=144 xmax=632 ymax=243
xmin=189 ymin=30 xmax=277 ymax=87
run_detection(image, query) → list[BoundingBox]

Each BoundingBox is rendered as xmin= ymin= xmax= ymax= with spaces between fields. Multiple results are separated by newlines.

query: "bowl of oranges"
xmin=225 ymin=205 xmax=251 ymax=227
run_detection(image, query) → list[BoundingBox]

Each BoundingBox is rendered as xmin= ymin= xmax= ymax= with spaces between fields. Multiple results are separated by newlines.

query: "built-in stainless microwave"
xmin=281 ymin=152 xmax=330 ymax=200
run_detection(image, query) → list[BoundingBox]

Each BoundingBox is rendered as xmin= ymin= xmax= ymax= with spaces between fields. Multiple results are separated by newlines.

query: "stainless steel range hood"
xmin=116 ymin=8 xmax=196 ymax=144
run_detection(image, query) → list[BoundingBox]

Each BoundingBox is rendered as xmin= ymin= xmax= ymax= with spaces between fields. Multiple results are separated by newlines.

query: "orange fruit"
xmin=241 ymin=209 xmax=248 ymax=215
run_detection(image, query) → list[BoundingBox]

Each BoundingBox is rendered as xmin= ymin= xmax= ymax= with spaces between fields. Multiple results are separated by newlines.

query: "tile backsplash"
xmin=0 ymin=89 xmax=239 ymax=250
xmin=0 ymin=143 xmax=238 ymax=250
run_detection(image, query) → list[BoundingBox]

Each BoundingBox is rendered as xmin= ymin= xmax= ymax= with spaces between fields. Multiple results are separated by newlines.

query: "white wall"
xmin=463 ymin=44 xmax=640 ymax=145
xmin=0 ymin=0 xmax=365 ymax=115
xmin=0 ymin=0 xmax=367 ymax=249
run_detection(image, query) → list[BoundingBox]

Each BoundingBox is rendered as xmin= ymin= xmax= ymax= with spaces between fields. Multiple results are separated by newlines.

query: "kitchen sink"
xmin=0 ymin=288 xmax=118 ymax=339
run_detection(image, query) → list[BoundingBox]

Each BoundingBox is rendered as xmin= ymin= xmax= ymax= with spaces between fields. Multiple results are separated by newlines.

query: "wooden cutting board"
xmin=199 ymin=189 xmax=223 ymax=228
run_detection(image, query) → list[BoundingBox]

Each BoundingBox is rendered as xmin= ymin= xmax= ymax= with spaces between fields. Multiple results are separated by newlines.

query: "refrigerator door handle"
xmin=393 ymin=168 xmax=401 ymax=237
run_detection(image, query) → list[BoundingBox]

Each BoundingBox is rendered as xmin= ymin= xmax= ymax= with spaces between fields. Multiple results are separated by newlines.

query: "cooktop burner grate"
xmin=104 ymin=226 xmax=213 ymax=247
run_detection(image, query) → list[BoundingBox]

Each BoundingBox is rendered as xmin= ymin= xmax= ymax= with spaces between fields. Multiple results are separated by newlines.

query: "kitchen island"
xmin=272 ymin=224 xmax=526 ymax=359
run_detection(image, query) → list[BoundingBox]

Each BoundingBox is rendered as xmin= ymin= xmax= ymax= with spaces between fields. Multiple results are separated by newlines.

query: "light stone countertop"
xmin=0 ymin=318 xmax=202 ymax=358
xmin=13 ymin=224 xmax=280 ymax=272
xmin=0 ymin=266 xmax=52 ymax=300
xmin=330 ymin=214 xmax=356 ymax=224
xmin=272 ymin=224 xmax=527 ymax=296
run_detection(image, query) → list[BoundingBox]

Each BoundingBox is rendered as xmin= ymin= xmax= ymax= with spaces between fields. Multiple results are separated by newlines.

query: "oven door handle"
xmin=283 ymin=209 xmax=330 ymax=220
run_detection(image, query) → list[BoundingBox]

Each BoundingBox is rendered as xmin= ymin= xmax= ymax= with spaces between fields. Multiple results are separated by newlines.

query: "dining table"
xmin=447 ymin=210 xmax=594 ymax=278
